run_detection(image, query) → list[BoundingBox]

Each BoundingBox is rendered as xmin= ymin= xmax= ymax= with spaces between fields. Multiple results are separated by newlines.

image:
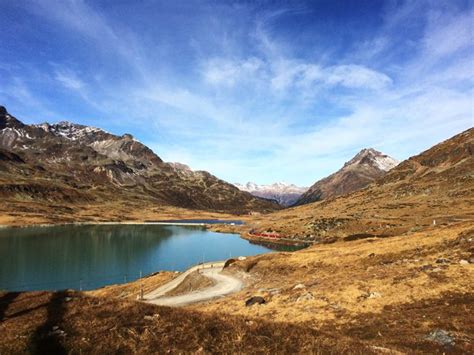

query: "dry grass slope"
xmin=0 ymin=291 xmax=367 ymax=354
xmin=194 ymin=224 xmax=474 ymax=353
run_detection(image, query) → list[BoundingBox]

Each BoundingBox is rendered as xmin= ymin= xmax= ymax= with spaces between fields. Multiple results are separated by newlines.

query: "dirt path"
xmin=144 ymin=262 xmax=243 ymax=307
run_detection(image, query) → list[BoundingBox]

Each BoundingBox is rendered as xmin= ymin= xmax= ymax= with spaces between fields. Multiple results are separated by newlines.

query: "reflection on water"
xmin=148 ymin=219 xmax=245 ymax=225
xmin=0 ymin=224 xmax=273 ymax=291
xmin=248 ymin=240 xmax=309 ymax=252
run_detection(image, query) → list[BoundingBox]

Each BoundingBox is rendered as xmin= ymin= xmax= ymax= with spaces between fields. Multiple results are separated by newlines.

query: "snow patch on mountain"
xmin=344 ymin=148 xmax=399 ymax=171
xmin=294 ymin=148 xmax=399 ymax=206
xmin=36 ymin=121 xmax=105 ymax=141
xmin=373 ymin=155 xmax=399 ymax=171
xmin=234 ymin=182 xmax=308 ymax=206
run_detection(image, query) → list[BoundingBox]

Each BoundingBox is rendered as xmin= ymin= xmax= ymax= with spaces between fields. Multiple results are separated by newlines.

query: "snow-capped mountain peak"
xmin=345 ymin=148 xmax=399 ymax=171
xmin=234 ymin=181 xmax=308 ymax=206
xmin=295 ymin=148 xmax=399 ymax=206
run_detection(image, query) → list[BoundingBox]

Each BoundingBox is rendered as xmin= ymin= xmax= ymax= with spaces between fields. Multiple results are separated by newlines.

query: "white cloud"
xmin=270 ymin=60 xmax=307 ymax=91
xmin=325 ymin=65 xmax=392 ymax=90
xmin=29 ymin=0 xmax=148 ymax=80
xmin=271 ymin=62 xmax=392 ymax=92
xmin=203 ymin=56 xmax=391 ymax=93
xmin=423 ymin=11 xmax=473 ymax=58
xmin=54 ymin=69 xmax=85 ymax=90
xmin=203 ymin=57 xmax=264 ymax=86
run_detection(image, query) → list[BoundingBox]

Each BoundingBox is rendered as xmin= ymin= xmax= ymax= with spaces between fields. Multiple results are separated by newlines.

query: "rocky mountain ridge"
xmin=294 ymin=148 xmax=399 ymax=205
xmin=0 ymin=106 xmax=279 ymax=214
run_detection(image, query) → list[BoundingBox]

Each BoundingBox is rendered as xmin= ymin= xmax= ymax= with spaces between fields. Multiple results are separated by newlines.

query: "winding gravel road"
xmin=144 ymin=262 xmax=243 ymax=307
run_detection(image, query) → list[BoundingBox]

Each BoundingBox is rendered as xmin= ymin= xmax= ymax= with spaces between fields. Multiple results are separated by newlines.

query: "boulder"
xmin=426 ymin=329 xmax=455 ymax=346
xmin=358 ymin=291 xmax=382 ymax=301
xmin=245 ymin=296 xmax=266 ymax=307
xmin=144 ymin=314 xmax=160 ymax=321
xmin=297 ymin=292 xmax=314 ymax=302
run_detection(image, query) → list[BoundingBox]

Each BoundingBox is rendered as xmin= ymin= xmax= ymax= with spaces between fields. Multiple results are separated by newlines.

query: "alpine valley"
xmin=1 ymin=105 xmax=473 ymax=353
xmin=2 ymin=2 xmax=473 ymax=353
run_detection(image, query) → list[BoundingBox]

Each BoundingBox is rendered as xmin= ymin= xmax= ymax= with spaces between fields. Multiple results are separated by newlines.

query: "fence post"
xmin=139 ymin=270 xmax=143 ymax=300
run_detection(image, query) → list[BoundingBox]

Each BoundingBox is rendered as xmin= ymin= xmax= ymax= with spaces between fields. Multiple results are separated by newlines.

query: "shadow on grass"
xmin=29 ymin=291 xmax=68 ymax=355
xmin=0 ymin=292 xmax=20 ymax=321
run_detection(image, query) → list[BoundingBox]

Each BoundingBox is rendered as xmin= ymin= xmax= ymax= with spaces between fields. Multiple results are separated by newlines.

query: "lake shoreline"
xmin=0 ymin=219 xmax=238 ymax=229
xmin=0 ymin=219 xmax=309 ymax=248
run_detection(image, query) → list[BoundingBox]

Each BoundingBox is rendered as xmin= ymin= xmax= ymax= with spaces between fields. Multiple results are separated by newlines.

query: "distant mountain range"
xmin=252 ymin=127 xmax=474 ymax=242
xmin=0 ymin=106 xmax=279 ymax=214
xmin=235 ymin=149 xmax=399 ymax=208
xmin=234 ymin=182 xmax=308 ymax=207
xmin=294 ymin=148 xmax=399 ymax=206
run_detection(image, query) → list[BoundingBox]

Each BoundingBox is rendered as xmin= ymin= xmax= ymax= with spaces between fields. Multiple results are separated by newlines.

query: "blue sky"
xmin=0 ymin=0 xmax=473 ymax=186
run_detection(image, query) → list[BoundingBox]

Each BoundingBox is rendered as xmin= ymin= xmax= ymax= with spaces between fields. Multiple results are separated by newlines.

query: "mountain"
xmin=0 ymin=106 xmax=279 ymax=218
xmin=249 ymin=128 xmax=473 ymax=242
xmin=234 ymin=182 xmax=308 ymax=207
xmin=294 ymin=148 xmax=399 ymax=206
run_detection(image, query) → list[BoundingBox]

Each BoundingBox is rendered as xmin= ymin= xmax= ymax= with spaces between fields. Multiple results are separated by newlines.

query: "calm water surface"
xmin=0 ymin=224 xmax=284 ymax=292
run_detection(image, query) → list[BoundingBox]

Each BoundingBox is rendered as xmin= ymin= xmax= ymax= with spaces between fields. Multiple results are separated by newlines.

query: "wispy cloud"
xmin=201 ymin=56 xmax=392 ymax=101
xmin=54 ymin=69 xmax=85 ymax=91
xmin=423 ymin=9 xmax=472 ymax=58
xmin=269 ymin=62 xmax=392 ymax=92
xmin=1 ymin=0 xmax=472 ymax=185
xmin=203 ymin=57 xmax=264 ymax=86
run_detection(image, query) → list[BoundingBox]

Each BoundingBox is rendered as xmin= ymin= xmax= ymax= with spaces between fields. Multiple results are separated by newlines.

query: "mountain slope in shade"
xmin=249 ymin=128 xmax=473 ymax=242
xmin=294 ymin=148 xmax=399 ymax=206
xmin=234 ymin=182 xmax=308 ymax=206
xmin=0 ymin=106 xmax=279 ymax=214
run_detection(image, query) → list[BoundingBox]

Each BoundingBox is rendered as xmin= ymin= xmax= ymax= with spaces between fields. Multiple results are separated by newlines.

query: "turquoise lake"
xmin=0 ymin=224 xmax=293 ymax=292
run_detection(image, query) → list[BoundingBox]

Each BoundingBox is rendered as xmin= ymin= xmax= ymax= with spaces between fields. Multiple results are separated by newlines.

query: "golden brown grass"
xmin=191 ymin=222 xmax=474 ymax=352
xmin=0 ymin=291 xmax=366 ymax=354
xmin=87 ymin=271 xmax=176 ymax=301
